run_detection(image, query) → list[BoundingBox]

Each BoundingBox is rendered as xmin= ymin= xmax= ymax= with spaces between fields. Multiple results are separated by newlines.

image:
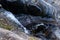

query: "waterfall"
xmin=3 ymin=10 xmax=30 ymax=34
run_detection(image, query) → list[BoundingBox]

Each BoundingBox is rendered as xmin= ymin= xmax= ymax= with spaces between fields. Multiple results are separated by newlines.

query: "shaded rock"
xmin=0 ymin=0 xmax=57 ymax=18
xmin=54 ymin=28 xmax=60 ymax=40
xmin=0 ymin=8 xmax=30 ymax=34
xmin=16 ymin=14 xmax=56 ymax=26
xmin=0 ymin=8 xmax=41 ymax=40
xmin=0 ymin=0 xmax=60 ymax=40
xmin=15 ymin=14 xmax=58 ymax=40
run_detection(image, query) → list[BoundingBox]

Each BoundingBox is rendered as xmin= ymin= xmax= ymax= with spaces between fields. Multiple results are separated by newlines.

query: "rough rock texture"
xmin=45 ymin=0 xmax=60 ymax=40
xmin=16 ymin=14 xmax=56 ymax=26
xmin=0 ymin=28 xmax=25 ymax=40
xmin=0 ymin=0 xmax=56 ymax=18
xmin=0 ymin=0 xmax=60 ymax=40
xmin=0 ymin=8 xmax=41 ymax=40
xmin=0 ymin=28 xmax=41 ymax=40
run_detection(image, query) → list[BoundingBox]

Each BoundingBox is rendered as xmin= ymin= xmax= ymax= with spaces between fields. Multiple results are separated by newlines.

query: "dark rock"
xmin=0 ymin=0 xmax=57 ymax=18
xmin=0 ymin=0 xmax=59 ymax=40
xmin=25 ymin=23 xmax=57 ymax=39
xmin=0 ymin=8 xmax=30 ymax=34
xmin=15 ymin=14 xmax=56 ymax=26
xmin=0 ymin=8 xmax=42 ymax=40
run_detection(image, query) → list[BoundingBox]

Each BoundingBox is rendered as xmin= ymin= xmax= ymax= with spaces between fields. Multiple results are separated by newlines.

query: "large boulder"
xmin=0 ymin=0 xmax=57 ymax=18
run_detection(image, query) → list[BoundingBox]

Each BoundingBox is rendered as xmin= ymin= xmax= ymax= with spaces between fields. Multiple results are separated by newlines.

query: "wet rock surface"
xmin=0 ymin=0 xmax=60 ymax=40
xmin=17 ymin=15 xmax=57 ymax=40
xmin=0 ymin=8 xmax=41 ymax=40
xmin=0 ymin=0 xmax=56 ymax=18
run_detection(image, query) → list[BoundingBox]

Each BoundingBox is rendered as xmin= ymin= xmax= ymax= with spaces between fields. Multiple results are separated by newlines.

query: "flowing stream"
xmin=1 ymin=9 xmax=30 ymax=34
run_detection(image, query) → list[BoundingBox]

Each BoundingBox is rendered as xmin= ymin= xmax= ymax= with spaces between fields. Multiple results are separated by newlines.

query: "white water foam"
xmin=3 ymin=10 xmax=29 ymax=34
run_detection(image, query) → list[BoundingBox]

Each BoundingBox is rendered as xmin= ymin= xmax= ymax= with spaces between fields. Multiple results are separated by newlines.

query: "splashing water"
xmin=3 ymin=10 xmax=29 ymax=34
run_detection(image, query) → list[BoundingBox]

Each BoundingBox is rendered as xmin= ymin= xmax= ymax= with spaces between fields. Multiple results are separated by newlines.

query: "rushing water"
xmin=0 ymin=0 xmax=60 ymax=40
xmin=1 ymin=9 xmax=30 ymax=34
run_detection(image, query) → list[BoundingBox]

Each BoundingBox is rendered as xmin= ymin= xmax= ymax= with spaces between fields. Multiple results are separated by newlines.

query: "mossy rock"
xmin=0 ymin=12 xmax=17 ymax=30
xmin=0 ymin=18 xmax=14 ymax=30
